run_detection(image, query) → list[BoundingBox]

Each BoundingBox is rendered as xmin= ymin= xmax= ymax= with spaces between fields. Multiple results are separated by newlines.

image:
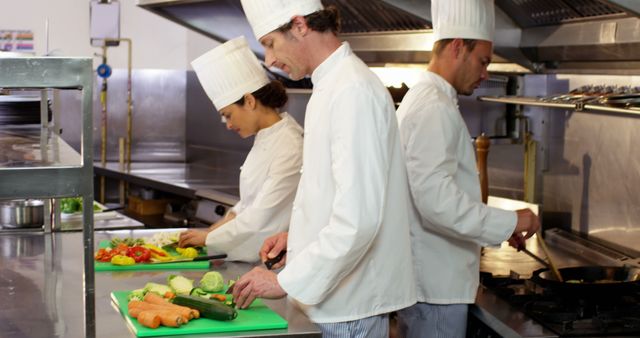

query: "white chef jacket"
xmin=277 ymin=43 xmax=417 ymax=323
xmin=205 ymin=113 xmax=303 ymax=262
xmin=396 ymin=71 xmax=517 ymax=304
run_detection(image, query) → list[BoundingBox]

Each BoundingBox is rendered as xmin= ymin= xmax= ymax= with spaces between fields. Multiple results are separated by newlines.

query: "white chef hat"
xmin=240 ymin=0 xmax=324 ymax=40
xmin=191 ymin=36 xmax=270 ymax=111
xmin=432 ymin=0 xmax=495 ymax=42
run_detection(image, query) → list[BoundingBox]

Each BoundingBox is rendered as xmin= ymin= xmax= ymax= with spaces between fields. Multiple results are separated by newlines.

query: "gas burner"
xmin=481 ymin=273 xmax=640 ymax=336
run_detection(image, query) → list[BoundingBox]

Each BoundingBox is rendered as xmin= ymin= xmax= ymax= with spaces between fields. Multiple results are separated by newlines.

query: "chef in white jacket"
xmin=178 ymin=36 xmax=303 ymax=263
xmin=395 ymin=0 xmax=541 ymax=337
xmin=229 ymin=1 xmax=416 ymax=336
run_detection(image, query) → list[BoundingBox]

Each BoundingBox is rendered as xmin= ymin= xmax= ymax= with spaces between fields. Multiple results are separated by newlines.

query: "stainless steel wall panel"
xmin=57 ymin=69 xmax=186 ymax=162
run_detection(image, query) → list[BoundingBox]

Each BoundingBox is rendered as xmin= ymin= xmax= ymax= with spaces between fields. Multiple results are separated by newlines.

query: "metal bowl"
xmin=0 ymin=199 xmax=44 ymax=228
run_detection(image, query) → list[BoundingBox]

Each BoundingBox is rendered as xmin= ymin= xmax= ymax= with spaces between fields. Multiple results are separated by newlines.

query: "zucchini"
xmin=172 ymin=294 xmax=237 ymax=321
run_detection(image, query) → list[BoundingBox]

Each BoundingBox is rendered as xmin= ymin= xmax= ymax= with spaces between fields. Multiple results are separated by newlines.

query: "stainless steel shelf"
xmin=0 ymin=129 xmax=82 ymax=168
xmin=478 ymin=95 xmax=640 ymax=116
xmin=0 ymin=57 xmax=95 ymax=337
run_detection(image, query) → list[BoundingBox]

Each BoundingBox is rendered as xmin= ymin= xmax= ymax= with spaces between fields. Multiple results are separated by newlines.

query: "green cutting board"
xmin=111 ymin=291 xmax=288 ymax=336
xmin=95 ymin=241 xmax=211 ymax=271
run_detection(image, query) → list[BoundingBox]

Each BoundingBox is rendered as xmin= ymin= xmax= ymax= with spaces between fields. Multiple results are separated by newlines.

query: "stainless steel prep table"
xmin=0 ymin=229 xmax=321 ymax=338
xmin=94 ymin=162 xmax=241 ymax=206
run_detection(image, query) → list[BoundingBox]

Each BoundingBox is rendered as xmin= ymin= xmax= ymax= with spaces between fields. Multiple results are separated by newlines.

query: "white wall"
xmin=0 ymin=0 xmax=218 ymax=70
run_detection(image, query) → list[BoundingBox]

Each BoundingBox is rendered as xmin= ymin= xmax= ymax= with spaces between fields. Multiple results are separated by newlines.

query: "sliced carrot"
xmin=210 ymin=294 xmax=226 ymax=302
xmin=137 ymin=311 xmax=161 ymax=329
xmin=164 ymin=291 xmax=176 ymax=299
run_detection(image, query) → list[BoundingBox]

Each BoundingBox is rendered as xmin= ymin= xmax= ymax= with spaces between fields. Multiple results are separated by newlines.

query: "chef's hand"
xmin=178 ymin=229 xmax=208 ymax=247
xmin=259 ymin=232 xmax=288 ymax=270
xmin=232 ymin=266 xmax=286 ymax=309
xmin=508 ymin=232 xmax=525 ymax=250
xmin=513 ymin=208 xmax=541 ymax=241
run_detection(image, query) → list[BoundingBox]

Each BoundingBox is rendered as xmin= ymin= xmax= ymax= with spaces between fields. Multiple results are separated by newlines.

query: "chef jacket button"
xmin=299 ymin=166 xmax=304 ymax=174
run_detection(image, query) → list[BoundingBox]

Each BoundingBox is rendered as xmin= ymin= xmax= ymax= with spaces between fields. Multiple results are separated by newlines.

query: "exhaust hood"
xmin=137 ymin=0 xmax=640 ymax=74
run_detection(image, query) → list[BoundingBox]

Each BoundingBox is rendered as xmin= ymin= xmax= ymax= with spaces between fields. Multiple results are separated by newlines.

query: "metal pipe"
xmin=99 ymin=45 xmax=108 ymax=204
xmin=102 ymin=38 xmax=133 ymax=203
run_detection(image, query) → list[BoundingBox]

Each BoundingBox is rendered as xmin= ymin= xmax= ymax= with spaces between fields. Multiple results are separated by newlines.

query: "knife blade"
xmin=148 ymin=253 xmax=227 ymax=264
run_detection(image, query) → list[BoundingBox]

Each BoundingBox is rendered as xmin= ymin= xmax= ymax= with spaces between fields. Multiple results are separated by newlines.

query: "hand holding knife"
xmin=264 ymin=250 xmax=286 ymax=270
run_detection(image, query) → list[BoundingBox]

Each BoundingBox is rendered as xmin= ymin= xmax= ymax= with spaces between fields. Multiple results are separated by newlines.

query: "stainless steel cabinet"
xmin=0 ymin=57 xmax=96 ymax=337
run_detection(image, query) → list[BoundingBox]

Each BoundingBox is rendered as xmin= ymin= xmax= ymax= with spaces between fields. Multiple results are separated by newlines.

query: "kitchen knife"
xmin=264 ymin=250 xmax=286 ymax=270
xmin=148 ymin=253 xmax=227 ymax=264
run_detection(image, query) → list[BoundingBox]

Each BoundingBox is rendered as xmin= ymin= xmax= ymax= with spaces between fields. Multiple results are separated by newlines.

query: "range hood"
xmin=137 ymin=0 xmax=640 ymax=74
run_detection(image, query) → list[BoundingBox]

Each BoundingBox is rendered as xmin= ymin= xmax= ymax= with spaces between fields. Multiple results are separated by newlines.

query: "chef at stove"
xmin=394 ymin=0 xmax=541 ymax=337
xmin=178 ymin=36 xmax=303 ymax=262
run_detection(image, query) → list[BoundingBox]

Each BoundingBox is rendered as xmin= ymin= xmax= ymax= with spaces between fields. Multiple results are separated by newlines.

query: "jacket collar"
xmin=255 ymin=112 xmax=290 ymax=144
xmin=311 ymin=42 xmax=352 ymax=88
xmin=424 ymin=70 xmax=459 ymax=106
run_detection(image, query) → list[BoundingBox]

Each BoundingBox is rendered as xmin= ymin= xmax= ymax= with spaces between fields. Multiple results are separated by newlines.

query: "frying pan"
xmin=531 ymin=266 xmax=640 ymax=298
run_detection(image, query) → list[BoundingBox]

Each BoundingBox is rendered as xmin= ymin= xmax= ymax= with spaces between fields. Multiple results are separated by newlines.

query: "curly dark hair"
xmin=277 ymin=5 xmax=341 ymax=35
xmin=432 ymin=39 xmax=478 ymax=57
xmin=234 ymin=80 xmax=288 ymax=109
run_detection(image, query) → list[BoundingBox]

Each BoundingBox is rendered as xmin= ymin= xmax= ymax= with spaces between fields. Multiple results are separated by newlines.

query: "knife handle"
xmin=264 ymin=250 xmax=286 ymax=270
xmin=193 ymin=254 xmax=227 ymax=261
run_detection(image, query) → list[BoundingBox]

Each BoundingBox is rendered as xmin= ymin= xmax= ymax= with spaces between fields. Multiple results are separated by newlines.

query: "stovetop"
xmin=481 ymin=273 xmax=640 ymax=337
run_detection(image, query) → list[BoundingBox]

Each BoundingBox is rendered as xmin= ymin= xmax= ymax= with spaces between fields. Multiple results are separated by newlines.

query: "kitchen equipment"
xmin=600 ymin=93 xmax=640 ymax=108
xmin=531 ymin=266 xmax=640 ymax=298
xmin=264 ymin=250 xmax=286 ymax=270
xmin=147 ymin=253 xmax=227 ymax=264
xmin=536 ymin=231 xmax=563 ymax=282
xmin=0 ymin=199 xmax=44 ymax=228
xmin=481 ymin=272 xmax=640 ymax=336
xmin=518 ymin=246 xmax=549 ymax=267
xmin=111 ymin=291 xmax=287 ymax=336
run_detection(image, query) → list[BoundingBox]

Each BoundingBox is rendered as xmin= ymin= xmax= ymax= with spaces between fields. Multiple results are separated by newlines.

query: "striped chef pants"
xmin=396 ymin=303 xmax=468 ymax=338
xmin=316 ymin=313 xmax=389 ymax=338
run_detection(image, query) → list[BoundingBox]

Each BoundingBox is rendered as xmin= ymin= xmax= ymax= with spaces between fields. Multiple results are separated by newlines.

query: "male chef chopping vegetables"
xmin=394 ymin=0 xmax=541 ymax=337
xmin=229 ymin=0 xmax=417 ymax=336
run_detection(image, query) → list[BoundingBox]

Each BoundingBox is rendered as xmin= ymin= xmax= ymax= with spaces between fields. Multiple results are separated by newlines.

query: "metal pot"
xmin=0 ymin=199 xmax=44 ymax=228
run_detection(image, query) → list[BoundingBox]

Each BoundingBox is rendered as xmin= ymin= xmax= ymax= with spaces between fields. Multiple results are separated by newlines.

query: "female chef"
xmin=178 ymin=36 xmax=303 ymax=262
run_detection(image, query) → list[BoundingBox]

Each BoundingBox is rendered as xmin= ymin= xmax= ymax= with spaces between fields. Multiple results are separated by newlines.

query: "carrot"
xmin=136 ymin=309 xmax=185 ymax=327
xmin=210 ymin=294 xmax=226 ymax=302
xmin=164 ymin=291 xmax=176 ymax=299
xmin=137 ymin=311 xmax=161 ymax=329
xmin=128 ymin=306 xmax=188 ymax=323
xmin=143 ymin=293 xmax=200 ymax=319
xmin=129 ymin=300 xmax=192 ymax=321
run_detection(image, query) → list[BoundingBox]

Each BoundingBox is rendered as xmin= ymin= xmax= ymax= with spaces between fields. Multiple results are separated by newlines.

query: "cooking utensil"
xmin=148 ymin=253 xmax=227 ymax=264
xmin=532 ymin=266 xmax=640 ymax=298
xmin=535 ymin=231 xmax=563 ymax=282
xmin=0 ymin=199 xmax=44 ymax=228
xmin=519 ymin=246 xmax=549 ymax=267
xmin=264 ymin=250 xmax=286 ymax=270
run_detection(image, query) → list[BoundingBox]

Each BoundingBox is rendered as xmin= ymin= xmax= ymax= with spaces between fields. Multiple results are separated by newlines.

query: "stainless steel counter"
xmin=58 ymin=210 xmax=145 ymax=231
xmin=94 ymin=162 xmax=240 ymax=206
xmin=0 ymin=229 xmax=320 ymax=338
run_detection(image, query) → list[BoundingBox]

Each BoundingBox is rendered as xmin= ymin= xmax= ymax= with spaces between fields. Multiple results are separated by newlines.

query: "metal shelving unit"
xmin=0 ymin=57 xmax=95 ymax=337
xmin=479 ymin=95 xmax=640 ymax=116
